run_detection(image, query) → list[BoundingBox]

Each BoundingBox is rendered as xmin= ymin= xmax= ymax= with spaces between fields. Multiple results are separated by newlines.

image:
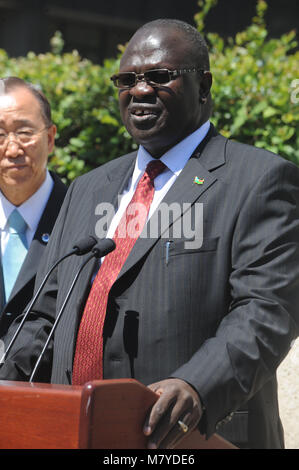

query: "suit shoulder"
xmin=72 ymin=151 xmax=137 ymax=187
xmin=225 ymin=137 xmax=273 ymax=163
xmin=222 ymin=137 xmax=299 ymax=181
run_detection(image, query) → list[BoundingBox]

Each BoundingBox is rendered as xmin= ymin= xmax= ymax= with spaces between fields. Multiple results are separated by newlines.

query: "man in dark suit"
xmin=1 ymin=20 xmax=299 ymax=449
xmin=0 ymin=77 xmax=66 ymax=336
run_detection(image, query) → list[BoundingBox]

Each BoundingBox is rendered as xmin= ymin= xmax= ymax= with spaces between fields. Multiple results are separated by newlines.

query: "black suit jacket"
xmin=1 ymin=127 xmax=299 ymax=448
xmin=0 ymin=172 xmax=67 ymax=336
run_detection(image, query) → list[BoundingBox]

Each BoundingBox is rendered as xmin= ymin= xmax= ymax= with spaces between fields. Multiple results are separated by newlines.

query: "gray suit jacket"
xmin=0 ymin=172 xmax=67 ymax=336
xmin=1 ymin=126 xmax=299 ymax=448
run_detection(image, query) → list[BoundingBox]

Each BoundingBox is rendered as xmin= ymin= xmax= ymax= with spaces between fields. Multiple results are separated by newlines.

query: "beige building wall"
xmin=277 ymin=338 xmax=299 ymax=449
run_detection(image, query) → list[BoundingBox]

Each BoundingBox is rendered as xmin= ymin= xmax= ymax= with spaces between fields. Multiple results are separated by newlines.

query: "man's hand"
xmin=143 ymin=378 xmax=203 ymax=449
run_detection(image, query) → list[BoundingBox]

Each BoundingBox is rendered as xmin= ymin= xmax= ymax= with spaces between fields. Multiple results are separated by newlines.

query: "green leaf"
xmin=263 ymin=107 xmax=279 ymax=118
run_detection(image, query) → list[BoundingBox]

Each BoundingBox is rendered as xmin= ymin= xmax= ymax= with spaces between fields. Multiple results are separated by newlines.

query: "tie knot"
xmin=7 ymin=209 xmax=27 ymax=234
xmin=145 ymin=159 xmax=166 ymax=181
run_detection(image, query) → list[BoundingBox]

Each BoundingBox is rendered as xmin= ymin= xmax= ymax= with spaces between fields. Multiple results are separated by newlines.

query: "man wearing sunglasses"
xmin=0 ymin=77 xmax=66 ymax=337
xmin=1 ymin=20 xmax=299 ymax=450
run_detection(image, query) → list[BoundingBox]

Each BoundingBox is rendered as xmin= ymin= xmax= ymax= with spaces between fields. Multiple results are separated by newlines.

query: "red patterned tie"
xmin=72 ymin=159 xmax=166 ymax=385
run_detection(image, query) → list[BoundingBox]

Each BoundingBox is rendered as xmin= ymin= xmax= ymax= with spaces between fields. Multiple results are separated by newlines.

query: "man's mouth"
xmin=129 ymin=106 xmax=161 ymax=128
xmin=5 ymin=163 xmax=27 ymax=171
xmin=131 ymin=109 xmax=158 ymax=116
xmin=129 ymin=104 xmax=160 ymax=117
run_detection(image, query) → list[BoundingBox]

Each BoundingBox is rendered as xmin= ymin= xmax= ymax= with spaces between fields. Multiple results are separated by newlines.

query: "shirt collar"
xmin=0 ymin=170 xmax=53 ymax=231
xmin=136 ymin=120 xmax=210 ymax=176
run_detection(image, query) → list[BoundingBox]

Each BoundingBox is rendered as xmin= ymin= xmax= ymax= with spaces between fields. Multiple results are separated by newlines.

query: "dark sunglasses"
xmin=110 ymin=68 xmax=205 ymax=89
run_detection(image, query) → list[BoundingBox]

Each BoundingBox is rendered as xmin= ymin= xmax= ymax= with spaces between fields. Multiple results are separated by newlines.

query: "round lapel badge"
xmin=42 ymin=233 xmax=50 ymax=243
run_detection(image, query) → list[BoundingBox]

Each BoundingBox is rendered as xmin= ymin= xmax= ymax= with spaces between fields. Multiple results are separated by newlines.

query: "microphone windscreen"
xmin=93 ymin=238 xmax=116 ymax=258
xmin=73 ymin=236 xmax=97 ymax=255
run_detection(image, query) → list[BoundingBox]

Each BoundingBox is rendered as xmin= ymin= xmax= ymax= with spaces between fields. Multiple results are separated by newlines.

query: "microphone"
xmin=0 ymin=235 xmax=97 ymax=365
xmin=92 ymin=237 xmax=116 ymax=258
xmin=29 ymin=238 xmax=116 ymax=382
xmin=73 ymin=236 xmax=98 ymax=255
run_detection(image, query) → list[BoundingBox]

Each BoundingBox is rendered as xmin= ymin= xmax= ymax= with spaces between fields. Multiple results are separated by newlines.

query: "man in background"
xmin=0 ymin=77 xmax=66 ymax=336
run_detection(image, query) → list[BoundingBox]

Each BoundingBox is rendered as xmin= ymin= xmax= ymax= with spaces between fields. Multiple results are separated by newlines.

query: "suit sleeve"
xmin=171 ymin=158 xmax=299 ymax=437
xmin=0 ymin=181 xmax=76 ymax=382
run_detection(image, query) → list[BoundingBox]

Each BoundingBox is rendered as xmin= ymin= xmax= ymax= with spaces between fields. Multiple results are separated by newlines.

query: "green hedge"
xmin=195 ymin=0 xmax=299 ymax=163
xmin=0 ymin=0 xmax=298 ymax=183
xmin=0 ymin=35 xmax=133 ymax=182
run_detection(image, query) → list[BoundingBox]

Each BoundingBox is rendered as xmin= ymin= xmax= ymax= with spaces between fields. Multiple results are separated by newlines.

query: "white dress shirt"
xmin=106 ymin=121 xmax=210 ymax=240
xmin=0 ymin=170 xmax=54 ymax=256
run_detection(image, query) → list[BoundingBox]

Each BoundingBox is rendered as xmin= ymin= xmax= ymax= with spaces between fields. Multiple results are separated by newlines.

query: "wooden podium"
xmin=0 ymin=379 xmax=235 ymax=449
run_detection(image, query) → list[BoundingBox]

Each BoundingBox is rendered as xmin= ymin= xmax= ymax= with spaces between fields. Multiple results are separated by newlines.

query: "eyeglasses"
xmin=110 ymin=68 xmax=205 ymax=89
xmin=0 ymin=127 xmax=49 ymax=146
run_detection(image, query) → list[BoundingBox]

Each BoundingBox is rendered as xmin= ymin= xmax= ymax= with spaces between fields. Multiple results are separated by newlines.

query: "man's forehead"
xmin=121 ymin=28 xmax=191 ymax=69
xmin=0 ymin=94 xmax=16 ymax=110
xmin=0 ymin=87 xmax=43 ymax=124
xmin=0 ymin=87 xmax=38 ymax=107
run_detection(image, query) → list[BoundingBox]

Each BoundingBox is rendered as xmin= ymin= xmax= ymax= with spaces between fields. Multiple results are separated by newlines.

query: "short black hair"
xmin=0 ymin=77 xmax=53 ymax=127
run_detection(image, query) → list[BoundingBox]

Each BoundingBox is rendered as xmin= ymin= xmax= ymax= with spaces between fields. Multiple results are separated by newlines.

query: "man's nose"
xmin=4 ymin=139 xmax=24 ymax=158
xmin=130 ymin=79 xmax=155 ymax=98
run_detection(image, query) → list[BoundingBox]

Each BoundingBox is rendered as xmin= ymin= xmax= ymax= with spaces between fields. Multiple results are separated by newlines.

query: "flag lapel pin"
xmin=193 ymin=176 xmax=204 ymax=185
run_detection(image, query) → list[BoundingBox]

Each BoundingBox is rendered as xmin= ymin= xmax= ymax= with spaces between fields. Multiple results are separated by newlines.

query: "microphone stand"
xmin=29 ymin=239 xmax=115 ymax=382
xmin=0 ymin=252 xmax=72 ymax=365
xmin=29 ymin=251 xmax=97 ymax=382
xmin=0 ymin=237 xmax=97 ymax=365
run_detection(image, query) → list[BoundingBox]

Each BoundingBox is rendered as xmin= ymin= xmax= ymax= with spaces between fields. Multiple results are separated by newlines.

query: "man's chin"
xmin=1 ymin=167 xmax=33 ymax=187
xmin=136 ymin=134 xmax=179 ymax=158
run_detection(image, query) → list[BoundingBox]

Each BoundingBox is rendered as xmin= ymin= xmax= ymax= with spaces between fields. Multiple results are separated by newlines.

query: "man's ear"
xmin=47 ymin=124 xmax=57 ymax=153
xmin=199 ymin=71 xmax=212 ymax=103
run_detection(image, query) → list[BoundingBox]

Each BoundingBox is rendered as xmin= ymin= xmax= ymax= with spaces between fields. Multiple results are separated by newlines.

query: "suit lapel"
xmin=87 ymin=151 xmax=137 ymax=242
xmin=0 ymin=259 xmax=5 ymax=311
xmin=117 ymin=128 xmax=227 ymax=280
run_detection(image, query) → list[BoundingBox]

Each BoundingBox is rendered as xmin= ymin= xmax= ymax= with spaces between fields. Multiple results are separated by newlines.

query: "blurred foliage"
xmin=195 ymin=0 xmax=299 ymax=164
xmin=0 ymin=0 xmax=298 ymax=184
xmin=0 ymin=34 xmax=135 ymax=182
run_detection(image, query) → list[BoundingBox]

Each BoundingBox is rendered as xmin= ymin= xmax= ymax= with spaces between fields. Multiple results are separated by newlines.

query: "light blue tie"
xmin=2 ymin=209 xmax=28 ymax=302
